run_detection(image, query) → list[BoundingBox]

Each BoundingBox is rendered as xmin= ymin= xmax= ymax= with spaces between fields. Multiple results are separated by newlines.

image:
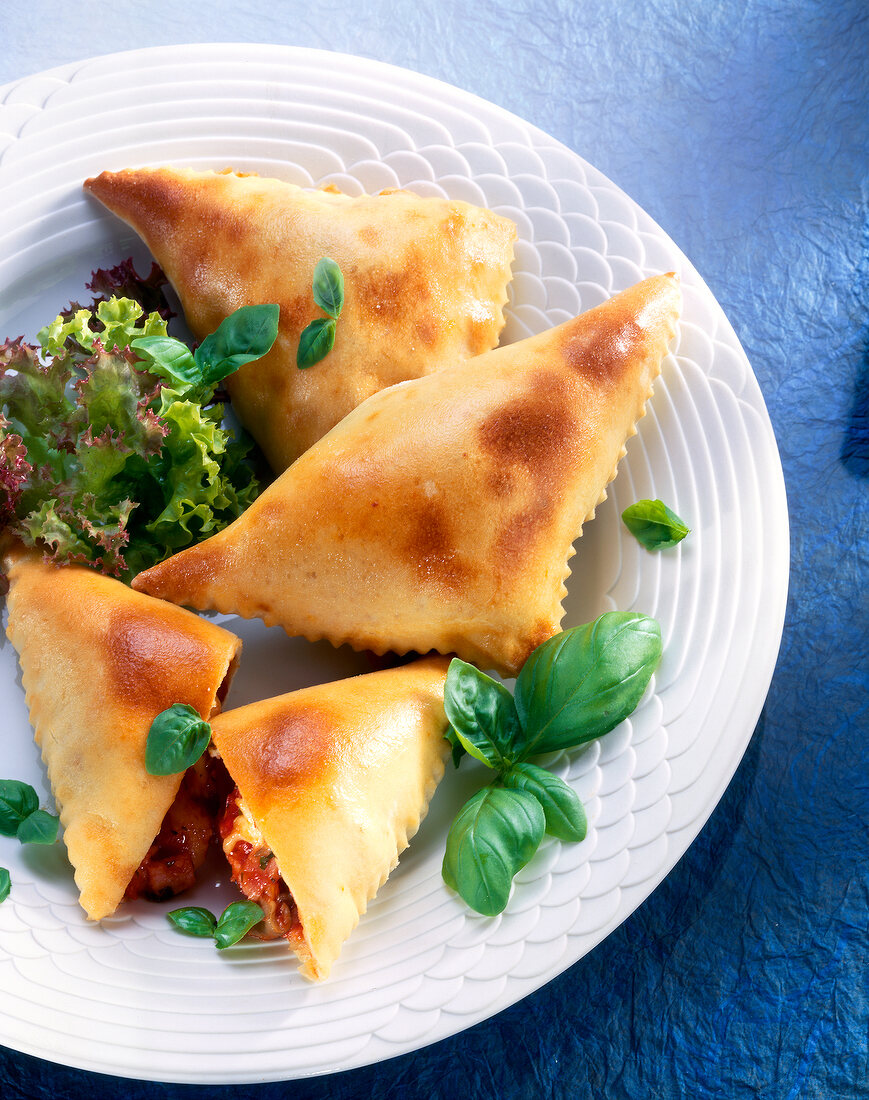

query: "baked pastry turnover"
xmin=4 ymin=549 xmax=241 ymax=920
xmin=133 ymin=274 xmax=681 ymax=676
xmin=84 ymin=167 xmax=517 ymax=471
xmin=211 ymin=656 xmax=451 ymax=979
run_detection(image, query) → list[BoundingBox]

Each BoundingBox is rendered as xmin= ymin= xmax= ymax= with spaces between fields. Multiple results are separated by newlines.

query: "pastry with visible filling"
xmin=83 ymin=167 xmax=517 ymax=471
xmin=133 ymin=274 xmax=681 ymax=676
xmin=210 ymin=656 xmax=451 ymax=979
xmin=3 ymin=548 xmax=241 ymax=920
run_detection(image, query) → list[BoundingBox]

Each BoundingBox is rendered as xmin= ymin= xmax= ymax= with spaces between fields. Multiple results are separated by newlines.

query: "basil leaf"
xmin=513 ymin=612 xmax=663 ymax=756
xmin=214 ymin=900 xmax=264 ymax=949
xmin=145 ymin=704 xmax=211 ymax=776
xmin=442 ymin=786 xmax=545 ymax=916
xmin=0 ymin=780 xmax=39 ymax=837
xmin=311 ymin=257 xmax=344 ymax=319
xmin=622 ymin=498 xmax=689 ymax=550
xmin=503 ymin=763 xmax=587 ymax=842
xmin=168 ymin=906 xmax=218 ymax=938
xmin=130 ymin=335 xmax=200 ymax=391
xmin=444 ymin=659 xmax=522 ymax=770
xmin=194 ymin=303 xmax=280 ymax=387
xmin=0 ymin=868 xmax=9 ymax=904
xmin=445 ymin=727 xmax=467 ymax=768
xmin=297 ymin=317 xmax=336 ymax=368
xmin=16 ymin=809 xmax=59 ymax=845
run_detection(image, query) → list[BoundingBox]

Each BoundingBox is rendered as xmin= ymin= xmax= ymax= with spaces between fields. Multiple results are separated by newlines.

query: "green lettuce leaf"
xmin=1 ymin=283 xmax=270 ymax=578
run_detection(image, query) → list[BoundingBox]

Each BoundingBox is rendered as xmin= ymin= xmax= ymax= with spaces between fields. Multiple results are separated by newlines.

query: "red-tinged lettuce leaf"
xmin=74 ymin=348 xmax=165 ymax=449
xmin=0 ymin=420 xmax=31 ymax=526
xmin=84 ymin=259 xmax=174 ymax=321
xmin=0 ymin=339 xmax=77 ymax=445
xmin=21 ymin=498 xmax=111 ymax=570
xmin=55 ymin=259 xmax=174 ymax=330
xmin=79 ymin=497 xmax=137 ymax=565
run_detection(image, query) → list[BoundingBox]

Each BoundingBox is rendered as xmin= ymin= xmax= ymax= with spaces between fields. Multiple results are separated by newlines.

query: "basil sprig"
xmin=442 ymin=611 xmax=662 ymax=915
xmin=132 ymin=302 xmax=280 ymax=400
xmin=145 ymin=704 xmax=211 ymax=776
xmin=442 ymin=787 xmax=544 ymax=917
xmin=168 ymin=899 xmax=264 ymax=949
xmin=0 ymin=780 xmax=59 ymax=845
xmin=503 ymin=763 xmax=588 ymax=842
xmin=513 ymin=614 xmax=664 ymax=754
xmin=213 ymin=901 xmax=265 ymax=949
xmin=622 ymin=498 xmax=690 ymax=550
xmin=167 ymin=906 xmax=217 ymax=938
xmin=297 ymin=258 xmax=344 ymax=368
xmin=0 ymin=867 xmax=10 ymax=904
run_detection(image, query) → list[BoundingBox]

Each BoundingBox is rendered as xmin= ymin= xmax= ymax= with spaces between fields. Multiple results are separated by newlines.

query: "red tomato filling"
xmin=218 ymin=787 xmax=299 ymax=941
xmin=125 ymin=753 xmax=232 ymax=902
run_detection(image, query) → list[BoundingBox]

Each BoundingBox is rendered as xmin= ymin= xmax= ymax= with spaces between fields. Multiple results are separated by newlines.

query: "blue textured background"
xmin=2 ymin=2 xmax=867 ymax=1097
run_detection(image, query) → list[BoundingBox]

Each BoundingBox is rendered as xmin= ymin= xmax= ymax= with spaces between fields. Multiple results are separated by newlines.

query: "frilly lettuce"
xmin=0 ymin=274 xmax=278 ymax=578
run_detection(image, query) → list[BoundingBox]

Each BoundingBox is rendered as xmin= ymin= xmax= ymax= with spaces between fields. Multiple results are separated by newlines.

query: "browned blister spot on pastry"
xmin=486 ymin=468 xmax=515 ymax=498
xmin=561 ymin=314 xmax=644 ymax=386
xmin=401 ymin=497 xmax=473 ymax=593
xmin=251 ymin=705 xmax=333 ymax=789
xmin=279 ymin=290 xmax=318 ymax=335
xmin=196 ymin=192 xmax=248 ymax=247
xmin=357 ymin=224 xmax=380 ymax=247
xmin=477 ymin=376 xmax=577 ymax=484
xmin=356 ymin=253 xmax=432 ymax=325
xmin=105 ymin=610 xmax=210 ymax=716
xmin=414 ymin=317 xmax=439 ymax=347
xmin=495 ymin=500 xmax=557 ymax=565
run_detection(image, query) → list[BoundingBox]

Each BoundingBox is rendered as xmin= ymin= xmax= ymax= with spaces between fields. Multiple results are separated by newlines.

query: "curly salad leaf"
xmin=0 ymin=267 xmax=278 ymax=578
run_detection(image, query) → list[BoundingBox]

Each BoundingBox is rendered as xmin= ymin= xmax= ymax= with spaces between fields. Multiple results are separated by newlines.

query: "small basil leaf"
xmin=0 ymin=867 xmax=9 ymax=904
xmin=131 ymin=335 xmax=200 ymax=391
xmin=16 ymin=809 xmax=59 ymax=845
xmin=214 ymin=900 xmax=264 ymax=949
xmin=311 ymin=257 xmax=344 ymax=319
xmin=622 ymin=498 xmax=690 ymax=550
xmin=445 ymin=727 xmax=467 ymax=768
xmin=194 ymin=303 xmax=280 ymax=387
xmin=503 ymin=763 xmax=587 ymax=842
xmin=442 ymin=786 xmax=545 ymax=916
xmin=168 ymin=906 xmax=218 ymax=938
xmin=145 ymin=703 xmax=212 ymax=776
xmin=297 ymin=317 xmax=336 ymax=368
xmin=0 ymin=780 xmax=39 ymax=837
xmin=444 ymin=658 xmax=521 ymax=771
xmin=514 ymin=612 xmax=663 ymax=756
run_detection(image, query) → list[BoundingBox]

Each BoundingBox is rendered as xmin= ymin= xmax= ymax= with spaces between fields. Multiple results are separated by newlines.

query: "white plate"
xmin=0 ymin=45 xmax=789 ymax=1084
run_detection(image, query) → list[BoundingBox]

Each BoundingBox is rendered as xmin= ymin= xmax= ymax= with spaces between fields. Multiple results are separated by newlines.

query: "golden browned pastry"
xmin=4 ymin=549 xmax=241 ymax=920
xmin=132 ymin=274 xmax=681 ymax=676
xmin=83 ymin=167 xmax=517 ymax=471
xmin=211 ymin=656 xmax=451 ymax=979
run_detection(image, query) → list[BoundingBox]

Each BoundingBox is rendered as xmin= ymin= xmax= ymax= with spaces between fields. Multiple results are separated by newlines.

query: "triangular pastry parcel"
xmin=4 ymin=549 xmax=241 ymax=920
xmin=211 ymin=656 xmax=451 ymax=980
xmin=133 ymin=274 xmax=681 ymax=676
xmin=84 ymin=167 xmax=517 ymax=471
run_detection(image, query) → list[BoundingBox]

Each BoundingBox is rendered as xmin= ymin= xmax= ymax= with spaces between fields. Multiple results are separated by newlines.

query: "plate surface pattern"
xmin=0 ymin=45 xmax=788 ymax=1082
